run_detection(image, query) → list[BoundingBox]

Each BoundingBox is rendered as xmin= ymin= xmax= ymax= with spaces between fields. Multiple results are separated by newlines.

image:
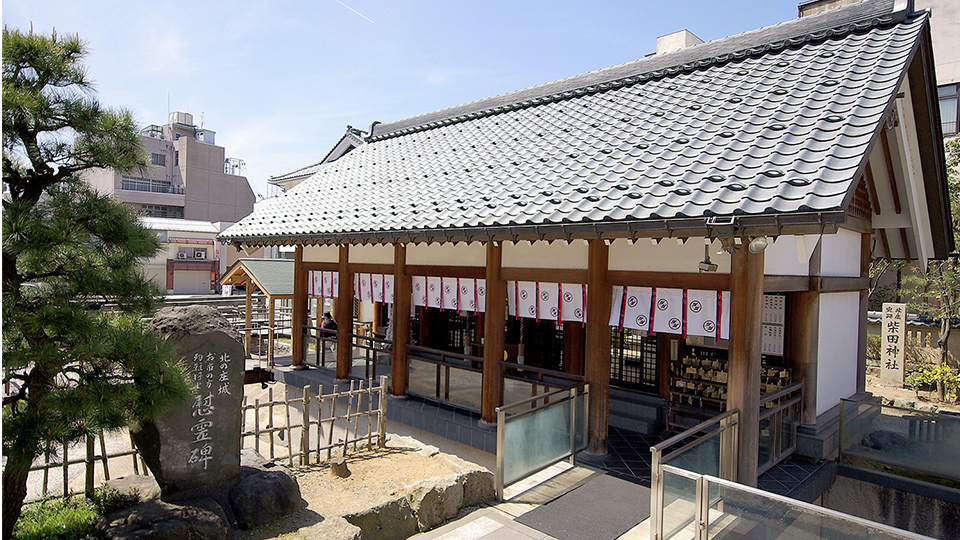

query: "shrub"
xmin=14 ymin=497 xmax=100 ymax=540
xmin=905 ymin=364 xmax=960 ymax=401
xmin=91 ymin=487 xmax=140 ymax=515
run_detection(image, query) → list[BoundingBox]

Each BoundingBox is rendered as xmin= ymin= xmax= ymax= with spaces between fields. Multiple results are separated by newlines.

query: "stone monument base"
xmin=97 ymin=449 xmax=301 ymax=539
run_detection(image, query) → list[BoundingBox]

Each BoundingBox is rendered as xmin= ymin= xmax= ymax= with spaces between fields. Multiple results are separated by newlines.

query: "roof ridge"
xmin=369 ymin=0 xmax=904 ymax=142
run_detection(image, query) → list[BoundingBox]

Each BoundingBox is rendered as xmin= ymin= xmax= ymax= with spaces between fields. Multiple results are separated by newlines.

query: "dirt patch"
xmin=239 ymin=437 xmax=484 ymax=540
xmin=866 ymin=368 xmax=960 ymax=412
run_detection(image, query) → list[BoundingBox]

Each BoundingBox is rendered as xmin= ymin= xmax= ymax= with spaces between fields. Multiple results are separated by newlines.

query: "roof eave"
xmin=220 ymin=211 xmax=847 ymax=248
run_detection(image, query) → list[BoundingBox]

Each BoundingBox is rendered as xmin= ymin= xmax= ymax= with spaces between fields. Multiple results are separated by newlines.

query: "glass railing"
xmin=303 ymin=325 xmax=338 ymax=369
xmin=758 ymin=381 xmax=803 ymax=474
xmin=500 ymin=360 xmax=585 ymax=407
xmin=650 ymin=409 xmax=739 ymax=540
xmin=658 ymin=469 xmax=935 ymax=540
xmin=495 ymin=382 xmax=589 ymax=500
xmin=839 ymin=398 xmax=960 ymax=482
xmin=349 ymin=331 xmax=391 ymax=380
xmin=406 ymin=345 xmax=484 ymax=412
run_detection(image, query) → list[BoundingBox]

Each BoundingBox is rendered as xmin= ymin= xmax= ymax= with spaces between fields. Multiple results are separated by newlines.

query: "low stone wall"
xmin=341 ymin=468 xmax=494 ymax=540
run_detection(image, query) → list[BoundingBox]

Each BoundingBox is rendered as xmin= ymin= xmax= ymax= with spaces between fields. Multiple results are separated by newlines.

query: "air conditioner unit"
xmin=194 ymin=250 xmax=206 ymax=259
xmin=177 ymin=253 xmax=187 ymax=260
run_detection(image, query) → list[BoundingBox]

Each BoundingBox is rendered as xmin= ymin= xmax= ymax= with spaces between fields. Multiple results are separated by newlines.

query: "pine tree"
xmin=2 ymin=28 xmax=192 ymax=539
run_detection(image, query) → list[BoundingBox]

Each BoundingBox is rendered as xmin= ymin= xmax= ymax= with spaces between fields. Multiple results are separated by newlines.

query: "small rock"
xmin=229 ymin=469 xmax=302 ymax=529
xmin=406 ymin=474 xmax=463 ymax=531
xmin=102 ymin=475 xmax=161 ymax=503
xmin=329 ymin=456 xmax=351 ymax=478
xmin=344 ymin=498 xmax=418 ymax=540
xmin=917 ymin=403 xmax=937 ymax=413
xmin=460 ymin=469 xmax=495 ymax=508
xmin=417 ymin=445 xmax=440 ymax=458
xmin=893 ymin=397 xmax=916 ymax=409
xmin=881 ymin=396 xmax=894 ymax=406
xmin=97 ymin=497 xmax=235 ymax=540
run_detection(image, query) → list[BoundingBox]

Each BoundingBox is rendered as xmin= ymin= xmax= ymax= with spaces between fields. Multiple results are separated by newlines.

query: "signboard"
xmin=880 ymin=302 xmax=907 ymax=387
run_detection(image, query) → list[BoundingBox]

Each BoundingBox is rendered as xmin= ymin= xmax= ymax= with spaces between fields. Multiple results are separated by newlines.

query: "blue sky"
xmin=3 ymin=0 xmax=802 ymax=198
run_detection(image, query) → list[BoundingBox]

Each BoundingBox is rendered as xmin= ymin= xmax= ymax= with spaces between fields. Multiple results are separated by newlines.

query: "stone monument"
xmin=132 ymin=305 xmax=245 ymax=494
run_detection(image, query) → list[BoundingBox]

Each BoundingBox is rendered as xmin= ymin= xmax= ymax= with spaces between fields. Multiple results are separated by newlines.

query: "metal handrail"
xmin=699 ymin=473 xmax=936 ymax=540
xmin=495 ymin=382 xmax=589 ymax=500
xmin=498 ymin=383 xmax=583 ymax=415
xmin=407 ymin=344 xmax=483 ymax=365
xmin=650 ymin=409 xmax=739 ymax=540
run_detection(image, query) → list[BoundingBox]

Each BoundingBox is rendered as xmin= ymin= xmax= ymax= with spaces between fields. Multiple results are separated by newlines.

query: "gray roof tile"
xmin=222 ymin=2 xmax=927 ymax=246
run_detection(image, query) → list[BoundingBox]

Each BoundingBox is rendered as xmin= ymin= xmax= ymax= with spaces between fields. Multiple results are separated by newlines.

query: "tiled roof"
xmin=224 ymin=258 xmax=294 ymax=296
xmin=222 ymin=1 xmax=927 ymax=247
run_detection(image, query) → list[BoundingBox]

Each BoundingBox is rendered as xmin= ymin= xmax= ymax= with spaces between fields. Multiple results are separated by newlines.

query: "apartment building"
xmin=85 ymin=112 xmax=257 ymax=294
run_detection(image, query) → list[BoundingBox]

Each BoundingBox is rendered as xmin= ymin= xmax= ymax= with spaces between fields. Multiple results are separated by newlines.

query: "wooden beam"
xmin=608 ymin=270 xmax=730 ymax=290
xmin=336 ymin=245 xmax=353 ymax=379
xmin=303 ymin=261 xmax=339 ymax=272
xmin=879 ymin=228 xmax=892 ymax=259
xmin=728 ymin=245 xmax=764 ymax=486
xmin=481 ymin=242 xmax=505 ymax=424
xmin=585 ymin=239 xmax=612 ymax=455
xmin=763 ymin=276 xmax=810 ymax=293
xmin=291 ymin=246 xmax=307 ymax=366
xmin=501 ymin=268 xmax=588 ymax=284
xmin=809 ymin=276 xmax=870 ymax=292
xmin=391 ymin=244 xmax=411 ymax=396
xmin=899 ymin=228 xmax=912 ymax=262
xmin=880 ymin=130 xmax=903 ymax=214
xmin=404 ymin=265 xmax=485 ymax=279
xmin=350 ymin=263 xmax=394 ymax=274
xmin=864 ymin=162 xmax=881 ymax=215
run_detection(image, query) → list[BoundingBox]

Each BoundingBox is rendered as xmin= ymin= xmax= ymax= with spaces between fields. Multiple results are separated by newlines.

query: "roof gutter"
xmin=222 ymin=211 xmax=847 ymax=248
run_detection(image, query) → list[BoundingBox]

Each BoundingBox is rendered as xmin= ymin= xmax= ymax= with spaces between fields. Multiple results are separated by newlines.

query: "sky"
xmin=3 ymin=0 xmax=802 ymax=199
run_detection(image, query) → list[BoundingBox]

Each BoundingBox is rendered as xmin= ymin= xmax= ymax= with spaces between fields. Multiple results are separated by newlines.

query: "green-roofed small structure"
xmin=221 ymin=258 xmax=294 ymax=362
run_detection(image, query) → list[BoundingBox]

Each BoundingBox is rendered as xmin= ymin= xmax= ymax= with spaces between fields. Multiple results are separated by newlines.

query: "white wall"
xmin=816 ymin=291 xmax=860 ymax=415
xmin=819 ymin=228 xmax=862 ymax=278
xmin=406 ymin=242 xmax=486 ymax=267
xmin=349 ymin=244 xmax=393 ymax=264
xmin=763 ymin=235 xmax=819 ymax=276
xmin=303 ymin=244 xmax=341 ymax=263
xmin=503 ymin=240 xmax=588 ymax=269
xmin=608 ymin=238 xmax=731 ymax=273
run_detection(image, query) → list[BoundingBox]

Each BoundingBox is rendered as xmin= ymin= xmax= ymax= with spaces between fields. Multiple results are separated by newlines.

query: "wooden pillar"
xmin=244 ymin=278 xmax=253 ymax=356
xmin=585 ymin=239 xmax=611 ymax=455
xmin=563 ymin=322 xmax=585 ymax=376
xmin=789 ymin=291 xmax=820 ymax=425
xmin=337 ymin=245 xmax=353 ymax=379
xmin=728 ymin=244 xmax=764 ymax=486
xmin=291 ymin=246 xmax=307 ymax=366
xmin=419 ymin=307 xmax=431 ymax=347
xmin=857 ymin=232 xmax=872 ymax=393
xmin=482 ymin=242 xmax=506 ymax=424
xmin=474 ymin=313 xmax=485 ymax=357
xmin=392 ymin=244 xmax=411 ymax=396
xmin=268 ymin=296 xmax=276 ymax=366
xmin=372 ymin=302 xmax=382 ymax=335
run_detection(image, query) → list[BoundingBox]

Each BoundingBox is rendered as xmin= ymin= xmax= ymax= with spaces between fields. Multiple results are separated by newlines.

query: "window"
xmin=140 ymin=204 xmax=184 ymax=219
xmin=174 ymin=151 xmax=179 ymax=166
xmin=150 ymin=153 xmax=166 ymax=166
xmin=939 ymin=84 xmax=959 ymax=137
